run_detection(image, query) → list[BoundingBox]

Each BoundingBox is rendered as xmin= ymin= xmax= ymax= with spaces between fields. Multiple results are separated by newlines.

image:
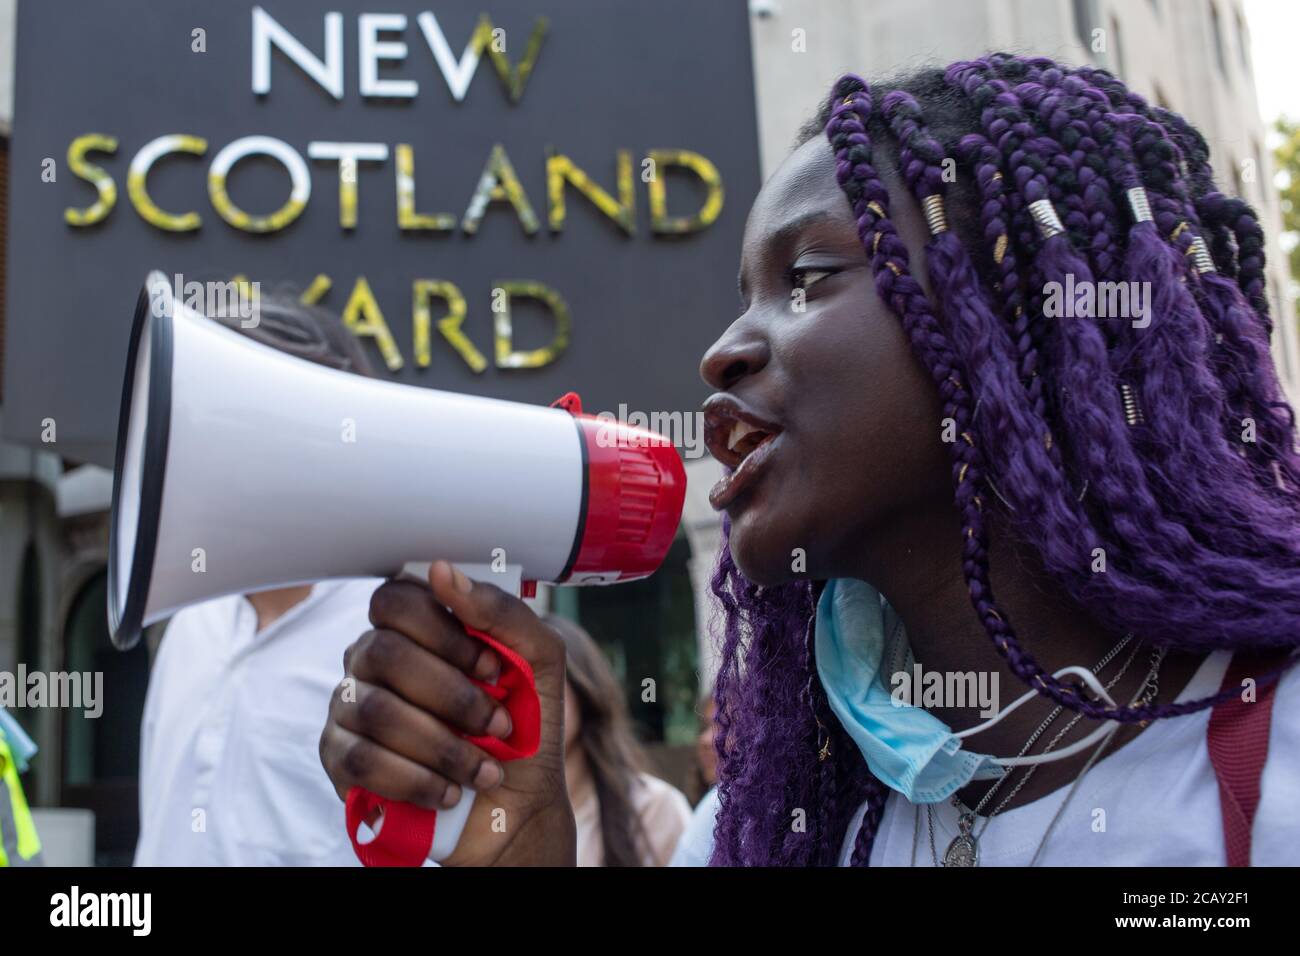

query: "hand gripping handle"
xmin=345 ymin=625 xmax=542 ymax=866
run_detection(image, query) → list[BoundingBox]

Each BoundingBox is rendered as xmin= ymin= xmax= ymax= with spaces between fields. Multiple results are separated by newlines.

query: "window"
xmin=1110 ymin=15 xmax=1126 ymax=78
xmin=1254 ymin=139 xmax=1267 ymax=205
xmin=13 ymin=543 xmax=42 ymax=795
xmin=1209 ymin=2 xmax=1229 ymax=80
xmin=1072 ymin=0 xmax=1100 ymax=54
xmin=61 ymin=571 xmax=150 ymax=866
xmin=565 ymin=534 xmax=699 ymax=788
xmin=16 ymin=542 xmax=41 ymax=679
xmin=1235 ymin=8 xmax=1250 ymax=70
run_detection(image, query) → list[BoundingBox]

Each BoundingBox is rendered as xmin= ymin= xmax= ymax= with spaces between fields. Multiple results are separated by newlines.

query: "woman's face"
xmin=701 ymin=136 xmax=949 ymax=586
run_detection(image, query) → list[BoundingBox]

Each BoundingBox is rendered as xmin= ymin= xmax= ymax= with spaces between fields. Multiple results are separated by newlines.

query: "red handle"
xmin=346 ymin=625 xmax=542 ymax=866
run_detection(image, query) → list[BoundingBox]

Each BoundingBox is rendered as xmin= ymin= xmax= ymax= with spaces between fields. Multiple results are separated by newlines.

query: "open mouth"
xmin=703 ymin=395 xmax=784 ymax=510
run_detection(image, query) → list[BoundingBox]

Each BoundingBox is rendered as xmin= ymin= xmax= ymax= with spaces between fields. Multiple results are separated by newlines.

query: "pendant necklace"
xmin=922 ymin=632 xmax=1141 ymax=867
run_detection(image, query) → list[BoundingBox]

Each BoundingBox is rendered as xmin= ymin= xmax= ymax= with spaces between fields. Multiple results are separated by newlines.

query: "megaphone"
xmin=108 ymin=271 xmax=688 ymax=865
xmin=108 ymin=271 xmax=687 ymax=652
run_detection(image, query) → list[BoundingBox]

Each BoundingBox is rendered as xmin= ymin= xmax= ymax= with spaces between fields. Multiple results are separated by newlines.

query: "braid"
xmin=832 ymin=76 xmax=1212 ymax=727
xmin=1049 ymin=71 xmax=1300 ymax=564
xmin=1086 ymin=70 xmax=1300 ymax=488
xmin=837 ymin=63 xmax=1300 ymax=860
xmin=716 ymin=54 xmax=1300 ymax=868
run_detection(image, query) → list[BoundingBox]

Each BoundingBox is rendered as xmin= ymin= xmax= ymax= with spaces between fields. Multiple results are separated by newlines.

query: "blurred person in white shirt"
xmin=134 ymin=291 xmax=382 ymax=866
xmin=546 ymin=615 xmax=691 ymax=866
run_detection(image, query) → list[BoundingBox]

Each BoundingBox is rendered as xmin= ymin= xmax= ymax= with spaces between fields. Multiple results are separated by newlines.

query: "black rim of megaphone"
xmin=107 ymin=273 xmax=174 ymax=651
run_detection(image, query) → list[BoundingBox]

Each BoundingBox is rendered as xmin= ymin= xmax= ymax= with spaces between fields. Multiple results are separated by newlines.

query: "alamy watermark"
xmin=891 ymin=664 xmax=1000 ymax=718
xmin=0 ymin=667 xmax=103 ymax=719
xmin=151 ymin=273 xmax=261 ymax=328
xmin=594 ymin=404 xmax=706 ymax=459
xmin=1043 ymin=274 xmax=1151 ymax=329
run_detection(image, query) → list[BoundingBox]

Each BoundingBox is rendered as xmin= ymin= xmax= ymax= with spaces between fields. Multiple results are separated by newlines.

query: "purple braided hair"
xmin=708 ymin=55 xmax=1300 ymax=867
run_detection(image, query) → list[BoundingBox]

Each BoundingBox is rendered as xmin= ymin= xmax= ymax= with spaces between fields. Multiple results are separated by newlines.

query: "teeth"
xmin=728 ymin=421 xmax=759 ymax=453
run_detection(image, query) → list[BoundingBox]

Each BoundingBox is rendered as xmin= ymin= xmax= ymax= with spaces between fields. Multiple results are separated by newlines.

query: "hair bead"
xmin=1120 ymin=383 xmax=1146 ymax=426
xmin=993 ymin=234 xmax=1008 ymax=265
xmin=1126 ymin=186 xmax=1153 ymax=224
xmin=1028 ymin=198 xmax=1065 ymax=239
xmin=922 ymin=194 xmax=949 ymax=235
xmin=1190 ymin=236 xmax=1216 ymax=274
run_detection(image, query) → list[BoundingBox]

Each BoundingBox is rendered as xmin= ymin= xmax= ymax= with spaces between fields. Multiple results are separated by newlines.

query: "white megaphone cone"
xmin=108 ymin=271 xmax=687 ymax=865
xmin=109 ymin=271 xmax=687 ymax=651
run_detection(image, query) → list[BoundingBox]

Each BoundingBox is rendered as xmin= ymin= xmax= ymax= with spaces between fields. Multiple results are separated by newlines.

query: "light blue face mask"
xmin=814 ymin=578 xmax=1123 ymax=805
xmin=814 ymin=578 xmax=1002 ymax=803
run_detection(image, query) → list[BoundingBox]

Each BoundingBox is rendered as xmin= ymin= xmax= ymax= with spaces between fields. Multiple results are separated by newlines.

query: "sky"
xmin=1244 ymin=0 xmax=1300 ymax=124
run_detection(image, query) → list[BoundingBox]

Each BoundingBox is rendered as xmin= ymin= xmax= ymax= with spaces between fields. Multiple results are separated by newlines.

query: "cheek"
xmin=756 ymin=299 xmax=948 ymax=577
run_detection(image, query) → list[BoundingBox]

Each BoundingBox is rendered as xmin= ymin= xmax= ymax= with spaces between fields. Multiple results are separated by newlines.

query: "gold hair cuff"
xmin=922 ymin=194 xmax=949 ymax=235
xmin=1190 ymin=236 xmax=1216 ymax=274
xmin=1029 ymin=199 xmax=1065 ymax=240
xmin=1126 ymin=187 xmax=1153 ymax=224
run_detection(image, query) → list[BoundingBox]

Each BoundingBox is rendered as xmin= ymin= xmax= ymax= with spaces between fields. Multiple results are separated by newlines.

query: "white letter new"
xmin=417 ymin=12 xmax=483 ymax=101
xmin=252 ymin=7 xmax=344 ymax=99
xmin=359 ymin=13 xmax=417 ymax=98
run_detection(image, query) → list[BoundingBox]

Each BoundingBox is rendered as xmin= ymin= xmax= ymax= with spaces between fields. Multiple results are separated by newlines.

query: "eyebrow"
xmin=737 ymin=208 xmax=847 ymax=305
xmin=764 ymin=208 xmax=845 ymax=253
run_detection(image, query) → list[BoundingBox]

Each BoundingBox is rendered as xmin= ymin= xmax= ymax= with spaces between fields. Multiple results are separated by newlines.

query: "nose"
xmin=699 ymin=320 xmax=771 ymax=391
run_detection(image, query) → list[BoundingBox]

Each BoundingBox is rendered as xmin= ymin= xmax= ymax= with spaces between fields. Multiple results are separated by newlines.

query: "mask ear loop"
xmin=953 ymin=665 xmax=1122 ymax=767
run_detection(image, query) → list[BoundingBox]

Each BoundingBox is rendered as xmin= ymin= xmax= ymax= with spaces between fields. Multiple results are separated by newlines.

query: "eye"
xmin=790 ymin=266 xmax=836 ymax=291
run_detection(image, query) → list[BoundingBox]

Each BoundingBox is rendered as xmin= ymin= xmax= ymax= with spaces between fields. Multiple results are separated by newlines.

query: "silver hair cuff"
xmin=1126 ymin=187 xmax=1153 ymax=224
xmin=1120 ymin=383 xmax=1145 ymax=427
xmin=1028 ymin=199 xmax=1065 ymax=240
xmin=1190 ymin=236 xmax=1216 ymax=274
xmin=922 ymin=194 xmax=949 ymax=235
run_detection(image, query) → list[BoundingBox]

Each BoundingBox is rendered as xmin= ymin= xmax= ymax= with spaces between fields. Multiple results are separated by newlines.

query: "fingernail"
xmin=487 ymin=707 xmax=512 ymax=740
xmin=452 ymin=566 xmax=472 ymax=594
xmin=474 ymin=761 xmax=504 ymax=790
xmin=474 ymin=648 xmax=501 ymax=682
xmin=441 ymin=784 xmax=463 ymax=808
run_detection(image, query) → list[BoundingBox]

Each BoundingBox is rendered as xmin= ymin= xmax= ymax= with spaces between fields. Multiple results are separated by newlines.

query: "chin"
xmin=726 ymin=507 xmax=801 ymax=588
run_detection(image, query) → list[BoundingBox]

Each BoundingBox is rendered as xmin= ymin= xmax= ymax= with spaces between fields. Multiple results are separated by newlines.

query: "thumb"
xmin=427 ymin=560 xmax=556 ymax=663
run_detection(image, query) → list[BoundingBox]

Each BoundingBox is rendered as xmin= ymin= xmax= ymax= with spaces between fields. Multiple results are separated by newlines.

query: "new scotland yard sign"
xmin=4 ymin=0 xmax=761 ymax=464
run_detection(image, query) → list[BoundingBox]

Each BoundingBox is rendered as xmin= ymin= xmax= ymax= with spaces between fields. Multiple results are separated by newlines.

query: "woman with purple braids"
xmin=319 ymin=55 xmax=1300 ymax=866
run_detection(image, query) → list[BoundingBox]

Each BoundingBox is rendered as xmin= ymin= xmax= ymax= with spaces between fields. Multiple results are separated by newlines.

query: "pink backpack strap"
xmin=1206 ymin=651 xmax=1291 ymax=867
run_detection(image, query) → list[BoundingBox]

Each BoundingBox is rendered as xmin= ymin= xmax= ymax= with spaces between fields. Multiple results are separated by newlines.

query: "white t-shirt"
xmin=134 ymin=579 xmax=381 ymax=866
xmin=674 ymin=650 xmax=1300 ymax=866
xmin=670 ymin=785 xmax=720 ymax=866
xmin=572 ymin=771 xmax=693 ymax=866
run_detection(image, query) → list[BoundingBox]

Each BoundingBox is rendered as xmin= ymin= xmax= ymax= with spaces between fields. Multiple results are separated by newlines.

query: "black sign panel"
xmin=4 ymin=0 xmax=760 ymax=464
